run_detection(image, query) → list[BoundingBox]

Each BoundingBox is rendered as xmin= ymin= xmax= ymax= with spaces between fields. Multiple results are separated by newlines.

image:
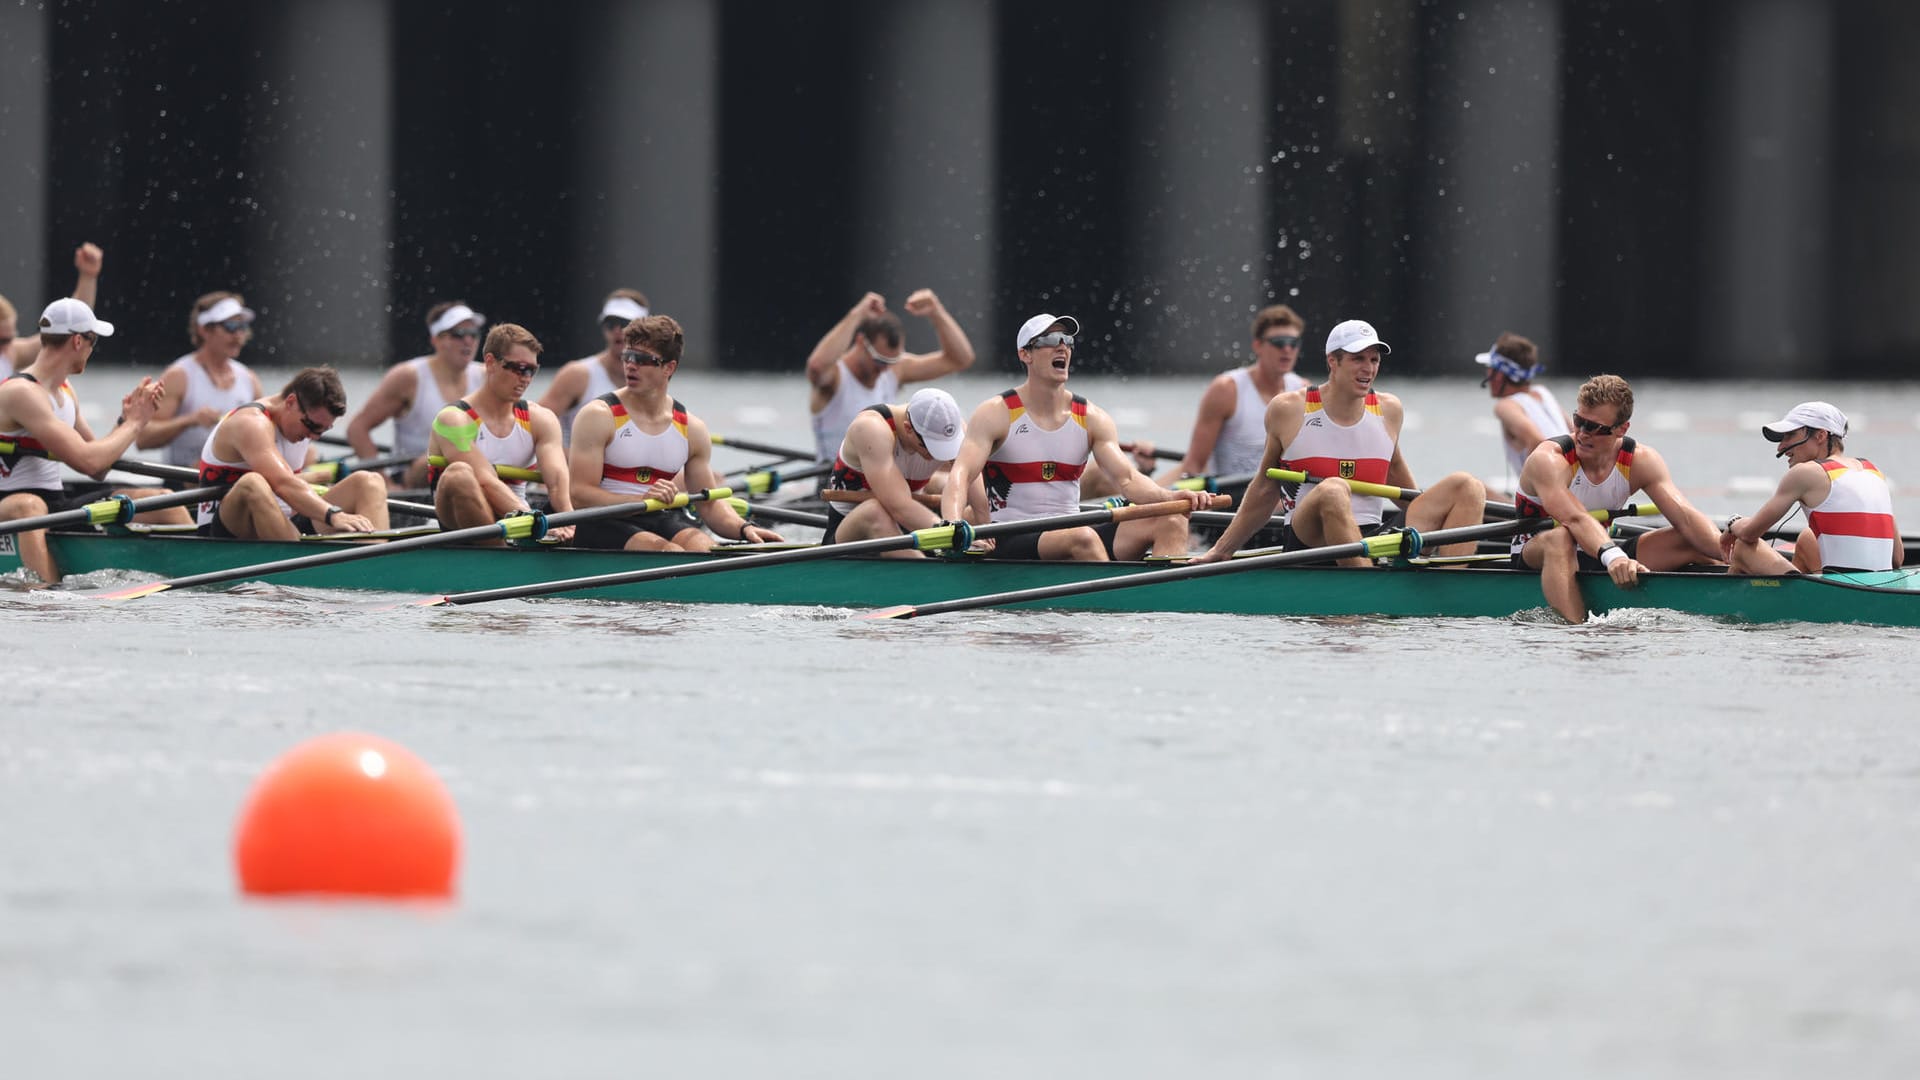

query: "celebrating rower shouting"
xmin=427 ymin=323 xmax=575 ymax=544
xmin=1513 ymin=374 xmax=1722 ymax=622
xmin=568 ymin=314 xmax=781 ymax=551
xmin=942 ymin=313 xmax=1210 ymax=561
xmin=196 ymin=367 xmax=389 ymax=540
xmin=0 ymin=298 xmax=185 ymax=583
xmin=822 ymin=387 xmax=986 ymax=554
xmin=1195 ymin=319 xmax=1485 ymax=567
xmin=1721 ymin=402 xmax=1902 ymax=576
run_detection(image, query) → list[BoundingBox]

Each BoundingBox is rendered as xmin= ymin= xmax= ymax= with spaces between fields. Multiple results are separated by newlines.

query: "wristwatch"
xmin=324 ymin=505 xmax=342 ymax=525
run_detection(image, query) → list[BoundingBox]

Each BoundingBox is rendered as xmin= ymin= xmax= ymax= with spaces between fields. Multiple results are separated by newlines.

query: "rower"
xmin=1513 ymin=374 xmax=1724 ymax=622
xmin=1 ymin=242 xmax=104 ymax=379
xmin=942 ymin=313 xmax=1210 ymax=562
xmin=568 ymin=314 xmax=782 ymax=551
xmin=1194 ymin=318 xmax=1486 ymax=568
xmin=345 ymin=301 xmax=487 ymax=487
xmin=536 ymin=289 xmax=649 ymax=449
xmin=1721 ymin=402 xmax=1902 ymax=576
xmin=196 ymin=367 xmax=388 ymax=540
xmin=1477 ymin=331 xmax=1571 ymax=492
xmin=0 ymin=298 xmax=186 ymax=583
xmin=806 ymin=289 xmax=976 ymax=463
xmin=138 ymin=292 xmax=267 ymax=474
xmin=427 ymin=323 xmax=575 ymax=544
xmin=1158 ymin=303 xmax=1312 ymax=486
xmin=822 ymin=387 xmax=984 ymax=554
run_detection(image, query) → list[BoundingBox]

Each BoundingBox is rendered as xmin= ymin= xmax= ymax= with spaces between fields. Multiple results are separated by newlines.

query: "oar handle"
xmin=309 ymin=451 xmax=418 ymax=481
xmin=424 ymin=455 xmax=542 ymax=483
xmin=107 ymin=457 xmax=204 ymax=485
xmin=1266 ymin=468 xmax=1420 ymax=502
xmin=1109 ymin=494 xmax=1233 ymax=520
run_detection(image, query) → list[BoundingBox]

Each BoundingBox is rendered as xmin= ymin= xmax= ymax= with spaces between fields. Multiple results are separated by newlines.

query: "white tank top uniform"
xmin=1511 ymin=435 xmax=1635 ymax=555
xmin=0 ymin=375 xmax=76 ymax=493
xmin=393 ymin=356 xmax=485 ymax=459
xmin=1501 ymin=384 xmax=1570 ymax=479
xmin=162 ymin=354 xmax=259 ymax=466
xmin=430 ymin=399 xmax=538 ymax=503
xmin=1279 ymin=389 xmax=1395 ymax=526
xmin=599 ymin=394 xmax=690 ymax=495
xmin=195 ymin=403 xmax=313 ymax=527
xmin=1208 ymin=366 xmax=1308 ymax=475
xmin=811 ymin=359 xmax=898 ymax=463
xmin=1808 ymin=459 xmax=1898 ymax=572
xmin=983 ymin=390 xmax=1091 ymax=522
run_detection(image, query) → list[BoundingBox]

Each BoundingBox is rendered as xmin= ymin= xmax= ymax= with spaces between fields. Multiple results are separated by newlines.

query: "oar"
xmin=727 ymin=460 xmax=831 ymax=495
xmin=104 ymin=457 xmax=202 ymax=485
xmin=0 ymin=484 xmax=228 ymax=537
xmin=1171 ymin=471 xmax=1255 ymax=493
xmin=424 ymin=456 xmax=541 ymax=483
xmin=1120 ymin=441 xmax=1184 ymax=462
xmin=92 ymin=487 xmax=733 ymax=601
xmin=306 ymin=451 xmax=417 ymax=482
xmin=820 ymin=489 xmax=941 ymax=508
xmin=868 ymin=506 xmax=1657 ymax=620
xmin=415 ymin=495 xmax=1231 ymax=608
xmin=317 ymin=433 xmax=383 ymax=452
xmin=727 ymin=498 xmax=829 ymax=529
xmin=1267 ymin=467 xmax=1519 ymax=520
xmin=710 ymin=434 xmax=819 ymax=461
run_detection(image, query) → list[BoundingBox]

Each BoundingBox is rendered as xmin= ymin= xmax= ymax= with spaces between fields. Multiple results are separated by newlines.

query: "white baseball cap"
xmin=195 ymin=296 xmax=256 ymax=327
xmin=1325 ymin=319 xmax=1391 ymax=356
xmin=1016 ymin=313 xmax=1080 ymax=350
xmin=1762 ymin=401 xmax=1848 ymax=441
xmin=907 ymin=387 xmax=966 ymax=461
xmin=599 ymin=296 xmax=648 ymax=323
xmin=38 ymin=297 xmax=114 ymax=337
xmin=429 ymin=303 xmax=486 ymax=336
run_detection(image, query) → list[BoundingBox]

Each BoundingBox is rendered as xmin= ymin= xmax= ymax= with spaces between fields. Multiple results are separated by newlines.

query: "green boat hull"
xmin=6 ymin=529 xmax=1920 ymax=625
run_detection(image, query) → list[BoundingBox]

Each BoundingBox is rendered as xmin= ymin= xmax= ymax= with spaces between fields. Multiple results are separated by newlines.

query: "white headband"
xmin=196 ymin=297 xmax=256 ymax=326
xmin=429 ymin=304 xmax=484 ymax=336
xmin=600 ymin=297 xmax=649 ymax=323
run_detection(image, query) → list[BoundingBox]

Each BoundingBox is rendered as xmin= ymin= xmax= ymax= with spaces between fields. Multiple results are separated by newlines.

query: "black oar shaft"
xmin=882 ymin=518 xmax=1547 ymax=619
xmin=711 ymin=434 xmax=817 ymax=461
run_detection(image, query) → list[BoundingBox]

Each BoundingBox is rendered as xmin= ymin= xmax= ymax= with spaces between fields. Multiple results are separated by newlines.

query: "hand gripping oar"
xmin=415 ymin=494 xmax=1233 ymax=608
xmin=0 ymin=484 xmax=228 ymax=537
xmin=864 ymin=505 xmax=1657 ymax=620
xmin=93 ymin=487 xmax=733 ymax=601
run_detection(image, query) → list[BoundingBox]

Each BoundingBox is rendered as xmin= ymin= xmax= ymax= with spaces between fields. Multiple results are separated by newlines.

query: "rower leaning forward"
xmin=1195 ymin=318 xmax=1485 ymax=567
xmin=427 ymin=323 xmax=575 ymax=544
xmin=1512 ymin=374 xmax=1723 ymax=623
xmin=822 ymin=387 xmax=985 ymax=554
xmin=195 ymin=367 xmax=388 ymax=540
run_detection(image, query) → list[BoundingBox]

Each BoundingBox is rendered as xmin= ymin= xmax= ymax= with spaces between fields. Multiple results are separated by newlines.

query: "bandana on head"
xmin=1481 ymin=345 xmax=1542 ymax=384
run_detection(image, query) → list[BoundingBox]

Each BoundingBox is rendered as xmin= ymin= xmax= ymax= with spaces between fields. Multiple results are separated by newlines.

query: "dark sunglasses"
xmin=1571 ymin=414 xmax=1622 ymax=437
xmin=80 ymin=331 xmax=100 ymax=347
xmin=445 ymin=326 xmax=482 ymax=340
xmin=1263 ymin=334 xmax=1301 ymax=349
xmin=1024 ymin=332 xmax=1075 ymax=349
xmin=296 ymin=403 xmax=329 ymax=436
xmin=216 ymin=318 xmax=252 ymax=334
xmin=601 ymin=316 xmax=630 ymax=333
xmin=622 ymin=349 xmax=670 ymax=368
xmin=498 ymin=359 xmax=539 ymax=377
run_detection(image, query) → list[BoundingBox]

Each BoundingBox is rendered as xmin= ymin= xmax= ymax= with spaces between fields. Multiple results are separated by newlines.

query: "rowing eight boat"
xmin=3 ymin=527 xmax=1918 ymax=625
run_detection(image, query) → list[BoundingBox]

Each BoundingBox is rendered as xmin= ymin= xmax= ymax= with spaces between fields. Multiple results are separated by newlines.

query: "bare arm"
xmin=686 ymin=416 xmax=775 ymax=539
xmin=345 ymin=365 xmax=415 ymax=459
xmin=941 ymin=398 xmax=1006 ymax=522
xmin=1493 ymin=396 xmax=1553 ymax=457
xmin=1158 ymin=374 xmax=1237 ymax=482
xmin=1725 ymin=462 xmax=1826 ymax=547
xmin=529 ymin=404 xmax=573 ymax=514
xmin=2 ymin=378 xmax=156 ymax=477
xmin=1195 ymin=395 xmax=1301 ymax=561
xmin=226 ymin=410 xmax=338 ymax=520
xmin=70 ymin=243 xmax=103 ymax=308
xmin=806 ymin=293 xmax=885 ymax=390
xmin=428 ymin=404 xmax=525 ymax=516
xmin=846 ymin=411 xmax=941 ymax=532
xmin=1630 ymin=446 xmax=1722 ymax=561
xmin=566 ymin=402 xmax=627 ymax=509
xmin=1086 ymin=406 xmax=1206 ymax=511
xmin=894 ymin=289 xmax=976 ymax=385
xmin=1524 ymin=447 xmax=1615 ymax=557
xmin=135 ymin=366 xmax=220 ymax=449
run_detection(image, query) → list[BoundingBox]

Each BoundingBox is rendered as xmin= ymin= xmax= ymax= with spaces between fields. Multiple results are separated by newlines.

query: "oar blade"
xmin=93 ymin=581 xmax=174 ymax=602
xmin=860 ymin=605 xmax=918 ymax=621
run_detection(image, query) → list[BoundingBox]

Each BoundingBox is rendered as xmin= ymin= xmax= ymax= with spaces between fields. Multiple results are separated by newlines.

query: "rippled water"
xmin=7 ymin=372 xmax=1920 ymax=1077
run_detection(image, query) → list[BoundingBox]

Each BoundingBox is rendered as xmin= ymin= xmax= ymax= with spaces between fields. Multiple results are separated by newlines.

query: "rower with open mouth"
xmin=1194 ymin=318 xmax=1486 ymax=568
xmin=941 ymin=313 xmax=1211 ymax=562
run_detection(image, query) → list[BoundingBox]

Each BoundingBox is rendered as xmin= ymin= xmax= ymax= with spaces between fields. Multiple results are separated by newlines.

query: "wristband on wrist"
xmin=324 ymin=505 xmax=342 ymax=525
xmin=1598 ymin=542 xmax=1626 ymax=569
xmin=738 ymin=523 xmax=754 ymax=541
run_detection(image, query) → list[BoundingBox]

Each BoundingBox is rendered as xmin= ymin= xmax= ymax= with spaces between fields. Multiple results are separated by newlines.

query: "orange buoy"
xmin=234 ymin=732 xmax=460 ymax=899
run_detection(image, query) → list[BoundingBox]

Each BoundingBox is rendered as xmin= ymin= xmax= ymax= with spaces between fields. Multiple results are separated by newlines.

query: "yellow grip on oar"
xmin=1266 ymin=468 xmax=1411 ymax=501
xmin=739 ymin=470 xmax=776 ymax=495
xmin=1363 ymin=531 xmax=1412 ymax=559
xmin=425 ymin=455 xmax=543 ymax=483
xmin=909 ymin=520 xmax=973 ymax=552
xmin=499 ymin=511 xmax=546 ymax=541
xmin=1172 ymin=475 xmax=1211 ymax=492
xmin=83 ymin=495 xmax=136 ymax=525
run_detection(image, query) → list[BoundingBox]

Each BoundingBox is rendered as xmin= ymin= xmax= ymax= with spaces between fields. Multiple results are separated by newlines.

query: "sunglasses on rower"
xmin=622 ymin=349 xmax=670 ymax=368
xmin=1024 ymin=332 xmax=1075 ymax=349
xmin=445 ymin=326 xmax=482 ymax=340
xmin=1262 ymin=334 xmax=1301 ymax=349
xmin=498 ymin=358 xmax=539 ymax=378
xmin=601 ymin=316 xmax=630 ymax=334
xmin=295 ymin=401 xmax=329 ymax=436
xmin=1571 ymin=413 xmax=1623 ymax=437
